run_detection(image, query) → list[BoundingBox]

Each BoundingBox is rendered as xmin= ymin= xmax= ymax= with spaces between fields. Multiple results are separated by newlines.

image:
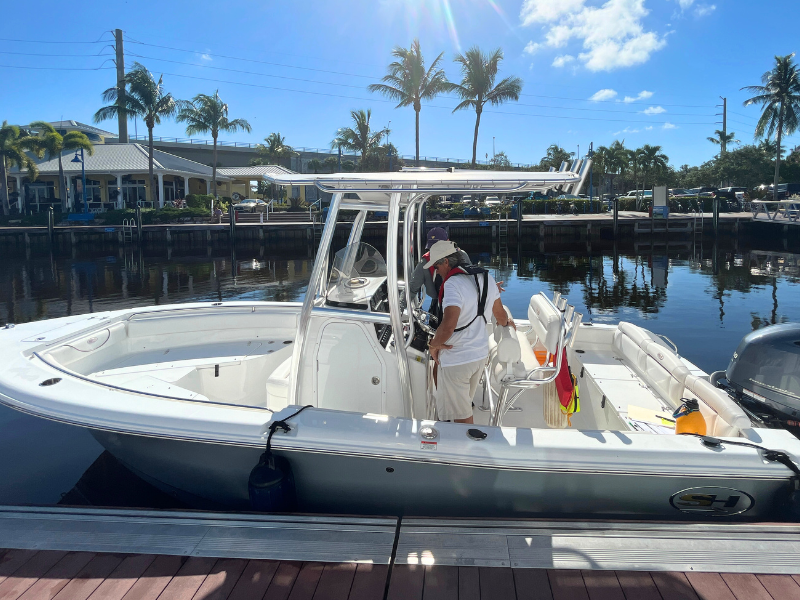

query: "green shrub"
xmin=185 ymin=194 xmax=213 ymax=210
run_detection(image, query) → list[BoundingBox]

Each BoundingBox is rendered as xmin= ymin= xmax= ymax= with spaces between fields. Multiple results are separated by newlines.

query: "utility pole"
xmin=114 ymin=29 xmax=128 ymax=143
xmin=717 ymin=96 xmax=727 ymax=155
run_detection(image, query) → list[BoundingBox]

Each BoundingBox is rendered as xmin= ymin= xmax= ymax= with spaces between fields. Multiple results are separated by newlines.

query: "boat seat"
xmin=266 ymin=355 xmax=293 ymax=411
xmin=684 ymin=374 xmax=751 ymax=437
xmin=528 ymin=293 xmax=561 ymax=356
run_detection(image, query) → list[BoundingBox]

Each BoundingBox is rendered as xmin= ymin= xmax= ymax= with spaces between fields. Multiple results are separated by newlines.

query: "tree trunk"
xmin=774 ymin=104 xmax=783 ymax=201
xmin=471 ymin=107 xmax=482 ymax=168
xmin=57 ymin=154 xmax=67 ymax=211
xmin=0 ymin=158 xmax=9 ymax=216
xmin=148 ymin=126 xmax=155 ymax=204
xmin=415 ymin=108 xmax=420 ymax=167
xmin=212 ymin=137 xmax=218 ymax=198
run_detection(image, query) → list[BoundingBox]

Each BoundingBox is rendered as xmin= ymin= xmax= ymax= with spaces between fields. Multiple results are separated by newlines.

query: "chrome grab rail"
xmin=656 ymin=333 xmax=679 ymax=355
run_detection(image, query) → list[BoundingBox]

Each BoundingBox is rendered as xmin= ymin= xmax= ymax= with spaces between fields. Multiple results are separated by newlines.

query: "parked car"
xmin=555 ymin=194 xmax=581 ymax=200
xmin=697 ymin=187 xmax=718 ymax=197
xmin=767 ymin=183 xmax=800 ymax=200
xmin=669 ymin=188 xmax=691 ymax=197
xmin=619 ymin=190 xmax=653 ymax=200
xmin=484 ymin=195 xmax=501 ymax=206
xmin=232 ymin=199 xmax=269 ymax=213
xmin=715 ymin=187 xmax=747 ymax=200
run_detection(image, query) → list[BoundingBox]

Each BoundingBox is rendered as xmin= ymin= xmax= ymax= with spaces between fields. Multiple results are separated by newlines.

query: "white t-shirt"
xmin=439 ymin=270 xmax=500 ymax=367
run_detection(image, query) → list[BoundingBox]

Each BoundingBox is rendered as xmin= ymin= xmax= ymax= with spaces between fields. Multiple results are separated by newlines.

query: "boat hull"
xmin=91 ymin=428 xmax=790 ymax=520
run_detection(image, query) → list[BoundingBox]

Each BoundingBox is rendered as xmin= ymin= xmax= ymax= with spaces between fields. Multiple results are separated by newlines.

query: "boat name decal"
xmin=669 ymin=486 xmax=754 ymax=516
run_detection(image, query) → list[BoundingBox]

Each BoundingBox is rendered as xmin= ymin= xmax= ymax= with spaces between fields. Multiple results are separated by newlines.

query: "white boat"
xmin=2 ymin=169 xmax=800 ymax=520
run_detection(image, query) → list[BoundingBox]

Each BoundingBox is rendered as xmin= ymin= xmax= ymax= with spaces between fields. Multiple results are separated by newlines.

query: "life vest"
xmin=554 ymin=351 xmax=580 ymax=425
xmin=436 ymin=265 xmax=489 ymax=333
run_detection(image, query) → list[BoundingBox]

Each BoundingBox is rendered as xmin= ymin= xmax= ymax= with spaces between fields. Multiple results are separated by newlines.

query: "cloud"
xmin=676 ymin=0 xmax=694 ymax=8
xmin=642 ymin=105 xmax=666 ymax=114
xmin=645 ymin=126 xmax=653 ymax=130
xmin=552 ymin=54 xmax=576 ymax=67
xmin=622 ymin=90 xmax=653 ymax=102
xmin=694 ymin=3 xmax=716 ymax=16
xmin=520 ymin=0 xmax=666 ymax=71
xmin=613 ymin=126 xmax=641 ymax=135
xmin=520 ymin=0 xmax=586 ymax=26
xmin=590 ymin=88 xmax=618 ymax=101
xmin=523 ymin=41 xmax=542 ymax=54
xmin=663 ymin=122 xmax=677 ymax=129
xmin=200 ymin=53 xmax=212 ymax=61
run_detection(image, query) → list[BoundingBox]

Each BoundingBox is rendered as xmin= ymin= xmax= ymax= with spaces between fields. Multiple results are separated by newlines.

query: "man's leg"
xmin=437 ymin=362 xmax=476 ymax=423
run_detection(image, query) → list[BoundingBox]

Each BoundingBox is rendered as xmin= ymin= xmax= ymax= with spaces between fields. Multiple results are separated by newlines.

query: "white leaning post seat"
xmin=529 ymin=293 xmax=568 ymax=428
xmin=684 ymin=374 xmax=751 ymax=437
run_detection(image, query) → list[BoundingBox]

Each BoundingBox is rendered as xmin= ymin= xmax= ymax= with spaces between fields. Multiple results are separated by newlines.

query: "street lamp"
xmin=71 ymin=149 xmax=87 ymax=214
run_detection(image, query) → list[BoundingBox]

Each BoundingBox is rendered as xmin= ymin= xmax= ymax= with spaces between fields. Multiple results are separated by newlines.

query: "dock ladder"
xmin=692 ymin=204 xmax=704 ymax=263
xmin=498 ymin=210 xmax=510 ymax=256
xmin=122 ymin=219 xmax=135 ymax=244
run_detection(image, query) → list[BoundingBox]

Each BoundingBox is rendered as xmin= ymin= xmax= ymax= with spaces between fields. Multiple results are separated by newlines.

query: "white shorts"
xmin=436 ymin=358 xmax=485 ymax=421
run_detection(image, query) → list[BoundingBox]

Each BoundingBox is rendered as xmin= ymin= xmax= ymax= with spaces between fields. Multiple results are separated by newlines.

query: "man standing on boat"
xmin=410 ymin=227 xmax=471 ymax=306
xmin=426 ymin=240 xmax=513 ymax=423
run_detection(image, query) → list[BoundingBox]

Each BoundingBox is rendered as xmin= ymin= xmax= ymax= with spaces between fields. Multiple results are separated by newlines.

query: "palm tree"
xmin=177 ymin=90 xmax=251 ymax=199
xmin=639 ymin=144 xmax=669 ymax=199
xmin=307 ymin=159 xmax=322 ymax=174
xmin=598 ymin=140 xmax=628 ymax=197
xmin=449 ymin=47 xmax=522 ymax=167
xmin=742 ymin=54 xmax=800 ymax=199
xmin=368 ymin=39 xmax=449 ymax=166
xmin=254 ymin=132 xmax=297 ymax=167
xmin=707 ymin=129 xmax=738 ymax=154
xmin=0 ymin=122 xmax=39 ymax=216
xmin=323 ymin=156 xmax=338 ymax=173
xmin=94 ymin=62 xmax=177 ymax=204
xmin=29 ymin=122 xmax=94 ymax=209
xmin=331 ymin=109 xmax=388 ymax=170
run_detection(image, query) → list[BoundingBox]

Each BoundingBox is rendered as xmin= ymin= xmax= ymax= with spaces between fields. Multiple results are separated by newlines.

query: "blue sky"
xmin=1 ymin=0 xmax=798 ymax=168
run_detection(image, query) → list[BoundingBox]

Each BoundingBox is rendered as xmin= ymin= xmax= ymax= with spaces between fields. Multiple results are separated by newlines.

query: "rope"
xmin=265 ymin=405 xmax=313 ymax=455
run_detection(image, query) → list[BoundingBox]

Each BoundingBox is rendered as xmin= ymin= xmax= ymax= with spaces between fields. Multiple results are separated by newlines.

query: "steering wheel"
xmin=412 ymin=307 xmax=437 ymax=335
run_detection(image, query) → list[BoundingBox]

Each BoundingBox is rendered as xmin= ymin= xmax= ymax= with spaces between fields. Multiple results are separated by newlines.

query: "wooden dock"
xmin=0 ymin=507 xmax=799 ymax=599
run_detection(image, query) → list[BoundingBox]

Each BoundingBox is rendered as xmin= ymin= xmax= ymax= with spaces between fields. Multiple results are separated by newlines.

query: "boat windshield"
xmin=326 ymin=243 xmax=388 ymax=306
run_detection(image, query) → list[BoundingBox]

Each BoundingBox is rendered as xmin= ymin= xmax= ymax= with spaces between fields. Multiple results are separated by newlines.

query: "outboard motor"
xmin=724 ymin=324 xmax=800 ymax=419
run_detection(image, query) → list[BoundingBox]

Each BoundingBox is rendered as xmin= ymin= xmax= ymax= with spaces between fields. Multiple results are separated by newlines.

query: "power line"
xmin=0 ymin=50 xmax=113 ymax=57
xmin=159 ymin=70 xmax=716 ymax=125
xmin=0 ymin=34 xmax=112 ymax=44
xmin=124 ymin=34 xmax=714 ymax=109
xmin=729 ymin=110 xmax=760 ymax=123
xmin=0 ymin=64 xmax=114 ymax=71
xmin=129 ymin=52 xmax=716 ymax=117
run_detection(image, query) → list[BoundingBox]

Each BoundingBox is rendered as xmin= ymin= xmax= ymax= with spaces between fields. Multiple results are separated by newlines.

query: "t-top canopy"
xmin=260 ymin=169 xmax=580 ymax=194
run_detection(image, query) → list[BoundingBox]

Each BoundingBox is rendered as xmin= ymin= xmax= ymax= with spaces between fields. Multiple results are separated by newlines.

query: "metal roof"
xmin=47 ymin=120 xmax=117 ymax=138
xmin=217 ymin=165 xmax=295 ymax=178
xmin=10 ymin=143 xmax=226 ymax=179
xmin=260 ymin=170 xmax=581 ymax=194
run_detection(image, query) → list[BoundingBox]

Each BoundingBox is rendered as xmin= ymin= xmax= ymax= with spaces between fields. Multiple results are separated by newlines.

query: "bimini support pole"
xmin=288 ymin=192 xmax=343 ymax=406
xmin=387 ymin=191 xmax=415 ymax=418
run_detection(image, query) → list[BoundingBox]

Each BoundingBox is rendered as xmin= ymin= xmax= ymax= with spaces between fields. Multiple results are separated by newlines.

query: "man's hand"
xmin=496 ymin=281 xmax=506 ymax=293
xmin=428 ymin=340 xmax=453 ymax=365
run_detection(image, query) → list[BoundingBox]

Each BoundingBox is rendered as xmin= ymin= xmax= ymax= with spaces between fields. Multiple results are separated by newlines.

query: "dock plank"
xmin=479 ymin=567 xmax=516 ymax=600
xmin=347 ymin=564 xmax=387 ymax=600
xmin=263 ymin=562 xmax=302 ymax=600
xmin=756 ymin=574 xmax=800 ymax=599
xmin=457 ymin=567 xmax=479 ymax=600
xmin=614 ymin=571 xmax=660 ymax=600
xmin=422 ymin=565 xmax=458 ymax=600
xmin=17 ymin=551 xmax=95 ymax=600
xmin=0 ymin=550 xmax=38 ymax=586
xmin=684 ymin=573 xmax=737 ymax=600
xmin=226 ymin=560 xmax=279 ymax=600
xmin=512 ymin=568 xmax=553 ymax=600
xmin=85 ymin=554 xmax=156 ymax=600
xmin=719 ymin=573 xmax=773 ymax=600
xmin=51 ymin=553 xmax=125 ymax=600
xmin=312 ymin=563 xmax=356 ymax=600
xmin=0 ymin=551 xmax=68 ymax=600
xmin=580 ymin=570 xmax=625 ymax=600
xmin=155 ymin=556 xmax=217 ymax=600
xmin=192 ymin=558 xmax=248 ymax=600
xmin=548 ymin=570 xmax=589 ymax=600
xmin=386 ymin=564 xmax=424 ymax=600
xmin=287 ymin=562 xmax=324 ymax=600
xmin=650 ymin=572 xmax=700 ymax=600
xmin=119 ymin=554 xmax=186 ymax=600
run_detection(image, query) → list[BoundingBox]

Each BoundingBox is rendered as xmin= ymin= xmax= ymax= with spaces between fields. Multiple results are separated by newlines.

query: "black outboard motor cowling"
xmin=726 ymin=323 xmax=800 ymax=417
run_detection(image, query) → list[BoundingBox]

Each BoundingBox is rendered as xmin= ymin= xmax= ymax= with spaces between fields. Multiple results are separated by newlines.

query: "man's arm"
xmin=492 ymin=298 xmax=514 ymax=329
xmin=429 ymin=306 xmax=460 ymax=364
xmin=409 ymin=260 xmax=425 ymax=297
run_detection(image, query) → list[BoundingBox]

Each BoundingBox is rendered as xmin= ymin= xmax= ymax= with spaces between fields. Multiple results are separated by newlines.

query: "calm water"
xmin=1 ymin=244 xmax=799 ymax=507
